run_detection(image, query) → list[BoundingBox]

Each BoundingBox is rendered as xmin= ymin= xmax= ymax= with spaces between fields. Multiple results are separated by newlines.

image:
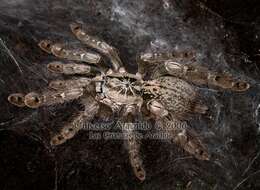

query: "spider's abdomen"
xmin=155 ymin=77 xmax=199 ymax=119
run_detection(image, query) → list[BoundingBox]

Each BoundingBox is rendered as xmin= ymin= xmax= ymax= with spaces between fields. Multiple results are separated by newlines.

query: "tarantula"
xmin=8 ymin=22 xmax=250 ymax=181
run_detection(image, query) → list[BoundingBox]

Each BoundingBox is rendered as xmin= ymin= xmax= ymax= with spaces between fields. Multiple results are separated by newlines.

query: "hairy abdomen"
xmin=156 ymin=77 xmax=205 ymax=119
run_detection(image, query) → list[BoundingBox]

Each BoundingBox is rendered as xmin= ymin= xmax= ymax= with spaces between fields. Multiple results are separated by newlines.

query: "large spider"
xmin=8 ymin=22 xmax=250 ymax=181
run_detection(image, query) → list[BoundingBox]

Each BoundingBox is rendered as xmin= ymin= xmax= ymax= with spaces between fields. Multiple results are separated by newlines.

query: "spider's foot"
xmin=8 ymin=93 xmax=25 ymax=107
xmin=131 ymin=159 xmax=146 ymax=181
xmin=164 ymin=61 xmax=250 ymax=92
xmin=174 ymin=128 xmax=210 ymax=161
xmin=232 ymin=81 xmax=250 ymax=91
xmin=38 ymin=40 xmax=53 ymax=54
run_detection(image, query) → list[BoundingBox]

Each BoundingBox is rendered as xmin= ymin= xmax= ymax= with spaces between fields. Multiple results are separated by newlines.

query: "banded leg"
xmin=47 ymin=61 xmax=100 ymax=75
xmin=38 ymin=40 xmax=102 ymax=64
xmin=70 ymin=22 xmax=123 ymax=71
xmin=147 ymin=100 xmax=209 ymax=160
xmin=157 ymin=117 xmax=210 ymax=160
xmin=49 ymin=77 xmax=92 ymax=90
xmin=8 ymin=88 xmax=84 ymax=108
xmin=139 ymin=50 xmax=196 ymax=64
xmin=51 ymin=95 xmax=100 ymax=145
xmin=137 ymin=50 xmax=196 ymax=77
xmin=160 ymin=61 xmax=250 ymax=92
xmin=7 ymin=93 xmax=25 ymax=107
xmin=121 ymin=106 xmax=146 ymax=181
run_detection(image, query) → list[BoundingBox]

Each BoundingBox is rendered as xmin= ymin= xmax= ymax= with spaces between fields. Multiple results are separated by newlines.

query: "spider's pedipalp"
xmin=47 ymin=61 xmax=100 ymax=75
xmin=70 ymin=22 xmax=122 ymax=71
xmin=230 ymin=81 xmax=250 ymax=92
xmin=8 ymin=93 xmax=26 ymax=107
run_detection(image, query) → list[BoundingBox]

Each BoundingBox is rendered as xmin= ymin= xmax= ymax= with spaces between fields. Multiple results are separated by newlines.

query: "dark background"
xmin=0 ymin=0 xmax=260 ymax=189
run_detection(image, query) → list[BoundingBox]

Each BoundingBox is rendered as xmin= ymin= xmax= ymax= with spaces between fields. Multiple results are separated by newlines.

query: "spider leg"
xmin=157 ymin=117 xmax=210 ymax=160
xmin=9 ymin=87 xmax=84 ymax=108
xmin=137 ymin=50 xmax=195 ymax=77
xmin=139 ymin=50 xmax=195 ymax=64
xmin=163 ymin=61 xmax=250 ymax=91
xmin=70 ymin=22 xmax=123 ymax=71
xmin=146 ymin=100 xmax=169 ymax=118
xmin=8 ymin=93 xmax=26 ymax=107
xmin=38 ymin=40 xmax=102 ymax=64
xmin=47 ymin=61 xmax=100 ymax=75
xmin=147 ymin=100 xmax=210 ymax=160
xmin=120 ymin=105 xmax=146 ymax=181
xmin=51 ymin=95 xmax=99 ymax=145
xmin=48 ymin=77 xmax=91 ymax=90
